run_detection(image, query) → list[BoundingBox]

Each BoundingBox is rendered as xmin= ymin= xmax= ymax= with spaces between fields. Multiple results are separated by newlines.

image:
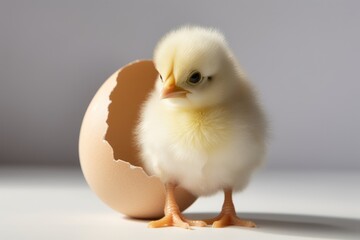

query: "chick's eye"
xmin=159 ymin=75 xmax=163 ymax=81
xmin=187 ymin=71 xmax=202 ymax=85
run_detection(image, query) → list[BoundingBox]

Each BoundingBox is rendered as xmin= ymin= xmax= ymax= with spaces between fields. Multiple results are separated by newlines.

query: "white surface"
xmin=0 ymin=167 xmax=359 ymax=240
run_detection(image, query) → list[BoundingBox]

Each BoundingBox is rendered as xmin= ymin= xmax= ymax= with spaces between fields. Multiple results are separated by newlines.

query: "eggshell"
xmin=79 ymin=60 xmax=197 ymax=219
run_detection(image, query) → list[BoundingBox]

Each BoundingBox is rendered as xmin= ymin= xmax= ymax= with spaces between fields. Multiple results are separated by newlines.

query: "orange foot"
xmin=149 ymin=183 xmax=206 ymax=229
xmin=205 ymin=212 xmax=256 ymax=228
xmin=204 ymin=189 xmax=256 ymax=228
xmin=149 ymin=211 xmax=207 ymax=229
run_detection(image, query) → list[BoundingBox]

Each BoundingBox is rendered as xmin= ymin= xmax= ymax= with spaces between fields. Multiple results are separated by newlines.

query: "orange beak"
xmin=161 ymin=75 xmax=188 ymax=99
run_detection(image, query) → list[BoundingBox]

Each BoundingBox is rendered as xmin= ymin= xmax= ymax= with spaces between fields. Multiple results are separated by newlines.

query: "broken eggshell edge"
xmin=79 ymin=60 xmax=197 ymax=219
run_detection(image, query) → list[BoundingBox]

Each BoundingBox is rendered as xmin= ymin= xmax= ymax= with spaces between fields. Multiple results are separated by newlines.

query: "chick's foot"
xmin=204 ymin=189 xmax=256 ymax=228
xmin=148 ymin=211 xmax=206 ymax=229
xmin=148 ymin=183 xmax=206 ymax=229
xmin=206 ymin=212 xmax=256 ymax=228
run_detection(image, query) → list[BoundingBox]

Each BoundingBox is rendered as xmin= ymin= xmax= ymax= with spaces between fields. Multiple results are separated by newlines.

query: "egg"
xmin=79 ymin=60 xmax=197 ymax=219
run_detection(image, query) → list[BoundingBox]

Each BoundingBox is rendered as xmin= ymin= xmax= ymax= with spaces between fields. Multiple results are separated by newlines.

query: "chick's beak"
xmin=161 ymin=75 xmax=188 ymax=99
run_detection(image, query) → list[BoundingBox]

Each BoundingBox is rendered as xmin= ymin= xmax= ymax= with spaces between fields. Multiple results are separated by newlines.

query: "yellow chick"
xmin=136 ymin=26 xmax=267 ymax=229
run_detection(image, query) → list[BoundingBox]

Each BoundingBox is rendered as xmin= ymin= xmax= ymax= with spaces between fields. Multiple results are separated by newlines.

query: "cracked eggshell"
xmin=79 ymin=60 xmax=197 ymax=219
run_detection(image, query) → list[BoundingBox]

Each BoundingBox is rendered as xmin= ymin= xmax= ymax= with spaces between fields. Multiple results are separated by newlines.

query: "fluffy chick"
xmin=136 ymin=26 xmax=267 ymax=229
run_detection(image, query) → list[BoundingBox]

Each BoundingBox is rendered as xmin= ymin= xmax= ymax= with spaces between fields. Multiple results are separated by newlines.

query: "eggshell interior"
xmin=79 ymin=60 xmax=197 ymax=219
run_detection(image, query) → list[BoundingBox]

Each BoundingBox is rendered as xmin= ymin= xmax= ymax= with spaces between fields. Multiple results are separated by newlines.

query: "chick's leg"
xmin=148 ymin=183 xmax=206 ymax=229
xmin=204 ymin=189 xmax=256 ymax=228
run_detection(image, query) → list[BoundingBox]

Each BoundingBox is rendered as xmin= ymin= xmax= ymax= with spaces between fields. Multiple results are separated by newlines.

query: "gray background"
xmin=0 ymin=0 xmax=359 ymax=169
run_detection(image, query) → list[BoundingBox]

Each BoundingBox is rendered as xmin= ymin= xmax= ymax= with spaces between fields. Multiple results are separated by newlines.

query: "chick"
xmin=136 ymin=26 xmax=267 ymax=229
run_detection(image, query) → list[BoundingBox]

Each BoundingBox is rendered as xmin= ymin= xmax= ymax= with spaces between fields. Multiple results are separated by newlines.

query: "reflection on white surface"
xmin=0 ymin=166 xmax=359 ymax=240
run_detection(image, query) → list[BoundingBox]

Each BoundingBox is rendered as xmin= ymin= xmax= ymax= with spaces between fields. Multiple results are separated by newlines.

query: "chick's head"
xmin=154 ymin=26 xmax=238 ymax=109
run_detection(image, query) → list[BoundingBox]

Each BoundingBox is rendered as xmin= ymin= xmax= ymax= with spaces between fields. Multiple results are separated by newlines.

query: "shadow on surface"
xmin=184 ymin=212 xmax=360 ymax=239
